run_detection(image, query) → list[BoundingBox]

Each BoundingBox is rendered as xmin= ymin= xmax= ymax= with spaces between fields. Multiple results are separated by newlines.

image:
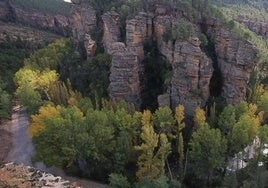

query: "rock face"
xmin=104 ymin=6 xmax=214 ymax=113
xmin=102 ymin=11 xmax=121 ymax=54
xmin=84 ymin=34 xmax=96 ymax=57
xmin=109 ymin=42 xmax=142 ymax=106
xmin=154 ymin=10 xmax=213 ymax=115
xmin=0 ymin=1 xmax=10 ymax=21
xmin=2 ymin=0 xmax=97 ymax=56
xmin=103 ymin=12 xmax=153 ymax=108
xmin=205 ymin=19 xmax=258 ymax=104
xmin=70 ymin=0 xmax=96 ymax=41
xmin=236 ymin=17 xmax=268 ymax=39
xmin=9 ymin=4 xmax=72 ymax=36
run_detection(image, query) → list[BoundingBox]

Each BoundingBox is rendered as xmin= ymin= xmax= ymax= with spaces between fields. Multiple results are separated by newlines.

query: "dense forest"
xmin=0 ymin=0 xmax=268 ymax=187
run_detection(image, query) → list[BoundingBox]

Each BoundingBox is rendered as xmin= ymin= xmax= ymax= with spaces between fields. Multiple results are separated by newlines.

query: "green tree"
xmin=218 ymin=104 xmax=236 ymax=136
xmin=229 ymin=105 xmax=261 ymax=155
xmin=0 ymin=81 xmax=12 ymax=120
xmin=33 ymin=106 xmax=85 ymax=170
xmin=82 ymin=109 xmax=116 ymax=179
xmin=152 ymin=107 xmax=175 ymax=134
xmin=189 ymin=124 xmax=227 ymax=186
xmin=16 ymin=84 xmax=43 ymax=114
xmin=109 ymin=173 xmax=131 ymax=188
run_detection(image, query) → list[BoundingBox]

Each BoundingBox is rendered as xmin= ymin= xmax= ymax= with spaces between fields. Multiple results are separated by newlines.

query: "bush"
xmin=109 ymin=173 xmax=131 ymax=188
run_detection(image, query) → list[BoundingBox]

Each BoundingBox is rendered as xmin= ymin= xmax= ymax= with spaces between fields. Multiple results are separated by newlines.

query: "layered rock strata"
xmin=70 ymin=0 xmax=96 ymax=41
xmin=205 ymin=19 xmax=258 ymax=104
xmin=9 ymin=4 xmax=72 ymax=36
xmin=154 ymin=11 xmax=213 ymax=115
xmin=104 ymin=12 xmax=153 ymax=108
xmin=1 ymin=0 xmax=97 ymax=57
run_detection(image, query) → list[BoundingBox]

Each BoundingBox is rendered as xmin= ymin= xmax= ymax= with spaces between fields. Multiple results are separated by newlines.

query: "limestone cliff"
xmin=104 ymin=7 xmax=213 ymax=114
xmin=154 ymin=11 xmax=213 ymax=115
xmin=204 ymin=18 xmax=258 ymax=104
xmin=2 ymin=0 xmax=260 ymax=114
xmin=102 ymin=11 xmax=121 ymax=54
xmin=103 ymin=12 xmax=153 ymax=108
xmin=1 ymin=0 xmax=97 ymax=56
xmin=9 ymin=3 xmax=72 ymax=36
xmin=70 ymin=0 xmax=96 ymax=41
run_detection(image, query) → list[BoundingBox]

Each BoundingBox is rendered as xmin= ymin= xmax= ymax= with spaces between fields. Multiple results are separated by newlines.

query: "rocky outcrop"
xmin=205 ymin=18 xmax=258 ymax=104
xmin=0 ymin=163 xmax=77 ymax=188
xmin=2 ymin=0 xmax=97 ymax=57
xmin=236 ymin=17 xmax=268 ymax=39
xmin=102 ymin=11 xmax=121 ymax=54
xmin=84 ymin=34 xmax=96 ymax=57
xmin=104 ymin=12 xmax=153 ymax=108
xmin=126 ymin=12 xmax=153 ymax=60
xmin=9 ymin=4 xmax=72 ymax=36
xmin=154 ymin=10 xmax=213 ymax=115
xmin=109 ymin=42 xmax=142 ymax=106
xmin=6 ymin=0 xmax=97 ymax=39
xmin=159 ymin=38 xmax=213 ymax=115
xmin=70 ymin=0 xmax=96 ymax=41
xmin=105 ymin=7 xmax=213 ymax=113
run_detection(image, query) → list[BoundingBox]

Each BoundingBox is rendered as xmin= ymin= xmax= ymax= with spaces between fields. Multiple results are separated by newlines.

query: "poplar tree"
xmin=175 ymin=105 xmax=185 ymax=179
xmin=135 ymin=110 xmax=170 ymax=181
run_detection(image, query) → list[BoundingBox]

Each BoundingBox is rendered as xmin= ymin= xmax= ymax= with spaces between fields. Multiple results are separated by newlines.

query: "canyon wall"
xmin=205 ymin=18 xmax=258 ymax=104
xmin=1 ymin=1 xmax=259 ymax=114
xmin=0 ymin=0 xmax=97 ymax=56
xmin=154 ymin=10 xmax=213 ymax=115
xmin=103 ymin=12 xmax=153 ymax=108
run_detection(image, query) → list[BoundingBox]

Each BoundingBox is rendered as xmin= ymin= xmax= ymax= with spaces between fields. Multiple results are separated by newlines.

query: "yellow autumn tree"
xmin=193 ymin=106 xmax=206 ymax=128
xmin=29 ymin=104 xmax=60 ymax=138
xmin=135 ymin=110 xmax=170 ymax=181
xmin=175 ymin=105 xmax=185 ymax=179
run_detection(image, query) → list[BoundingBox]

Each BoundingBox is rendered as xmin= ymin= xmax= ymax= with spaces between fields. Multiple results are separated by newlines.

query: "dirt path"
xmin=1 ymin=106 xmax=107 ymax=188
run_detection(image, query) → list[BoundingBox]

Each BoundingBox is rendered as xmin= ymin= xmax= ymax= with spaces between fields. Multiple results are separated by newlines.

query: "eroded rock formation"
xmin=102 ymin=11 xmax=121 ymax=54
xmin=0 ymin=0 xmax=97 ymax=57
xmin=70 ymin=0 xmax=96 ymax=41
xmin=104 ymin=7 xmax=214 ymax=114
xmin=9 ymin=4 xmax=72 ymax=36
xmin=153 ymin=9 xmax=213 ymax=115
xmin=103 ymin=12 xmax=153 ymax=108
xmin=156 ymin=31 xmax=213 ymax=114
xmin=205 ymin=18 xmax=258 ymax=104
